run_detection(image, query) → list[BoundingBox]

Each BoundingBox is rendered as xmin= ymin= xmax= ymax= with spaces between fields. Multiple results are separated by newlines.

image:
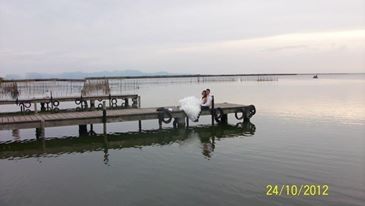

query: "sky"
xmin=0 ymin=0 xmax=364 ymax=76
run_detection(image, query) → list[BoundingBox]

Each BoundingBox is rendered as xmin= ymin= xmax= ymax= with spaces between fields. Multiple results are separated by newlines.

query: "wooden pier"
xmin=0 ymin=102 xmax=256 ymax=138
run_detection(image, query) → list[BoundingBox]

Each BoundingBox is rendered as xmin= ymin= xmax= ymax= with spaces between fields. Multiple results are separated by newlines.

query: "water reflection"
xmin=200 ymin=136 xmax=215 ymax=159
xmin=11 ymin=129 xmax=20 ymax=142
xmin=103 ymin=135 xmax=110 ymax=166
xmin=199 ymin=122 xmax=255 ymax=159
xmin=0 ymin=122 xmax=256 ymax=161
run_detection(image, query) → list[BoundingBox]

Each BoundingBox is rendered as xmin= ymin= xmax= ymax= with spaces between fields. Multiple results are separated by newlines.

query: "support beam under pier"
xmin=79 ymin=125 xmax=88 ymax=136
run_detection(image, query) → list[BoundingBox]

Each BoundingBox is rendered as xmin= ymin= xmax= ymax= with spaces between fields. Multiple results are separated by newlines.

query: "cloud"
xmin=152 ymin=29 xmax=365 ymax=73
xmin=0 ymin=0 xmax=364 ymax=75
xmin=263 ymin=45 xmax=308 ymax=52
xmin=156 ymin=29 xmax=365 ymax=59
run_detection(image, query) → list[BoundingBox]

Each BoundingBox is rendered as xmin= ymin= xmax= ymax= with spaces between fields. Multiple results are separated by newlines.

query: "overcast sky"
xmin=0 ymin=0 xmax=364 ymax=75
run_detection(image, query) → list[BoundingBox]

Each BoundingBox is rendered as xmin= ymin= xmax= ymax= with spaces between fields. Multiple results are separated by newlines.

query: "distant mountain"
xmin=5 ymin=70 xmax=174 ymax=79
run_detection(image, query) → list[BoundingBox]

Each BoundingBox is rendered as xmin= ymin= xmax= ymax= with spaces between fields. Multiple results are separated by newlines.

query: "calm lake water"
xmin=0 ymin=74 xmax=364 ymax=206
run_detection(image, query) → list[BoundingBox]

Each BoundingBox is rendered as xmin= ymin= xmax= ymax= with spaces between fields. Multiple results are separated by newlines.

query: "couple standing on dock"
xmin=201 ymin=88 xmax=213 ymax=109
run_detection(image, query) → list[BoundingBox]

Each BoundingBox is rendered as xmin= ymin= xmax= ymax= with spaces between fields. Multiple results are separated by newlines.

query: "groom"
xmin=195 ymin=88 xmax=213 ymax=122
xmin=201 ymin=88 xmax=213 ymax=109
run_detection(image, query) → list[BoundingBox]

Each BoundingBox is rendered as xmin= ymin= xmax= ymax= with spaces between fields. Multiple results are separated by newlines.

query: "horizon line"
xmin=1 ymin=72 xmax=364 ymax=82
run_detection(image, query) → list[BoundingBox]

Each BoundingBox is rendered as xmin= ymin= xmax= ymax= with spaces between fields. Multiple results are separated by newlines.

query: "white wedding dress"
xmin=178 ymin=96 xmax=201 ymax=121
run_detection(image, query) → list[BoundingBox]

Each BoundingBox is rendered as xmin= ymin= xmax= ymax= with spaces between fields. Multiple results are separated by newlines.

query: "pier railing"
xmin=0 ymin=94 xmax=141 ymax=114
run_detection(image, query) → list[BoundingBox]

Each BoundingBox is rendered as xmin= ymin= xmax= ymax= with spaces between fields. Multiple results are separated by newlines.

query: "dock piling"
xmin=36 ymin=120 xmax=45 ymax=139
xmin=89 ymin=124 xmax=96 ymax=135
xmin=90 ymin=100 xmax=95 ymax=109
xmin=34 ymin=103 xmax=38 ymax=113
xmin=40 ymin=102 xmax=46 ymax=112
xmin=79 ymin=125 xmax=88 ymax=136
xmin=158 ymin=119 xmax=162 ymax=129
xmin=125 ymin=98 xmax=129 ymax=107
xmin=221 ymin=114 xmax=228 ymax=125
xmin=211 ymin=96 xmax=215 ymax=126
xmin=102 ymin=101 xmax=107 ymax=135
xmin=138 ymin=120 xmax=142 ymax=132
xmin=36 ymin=128 xmax=41 ymax=139
xmin=176 ymin=116 xmax=186 ymax=128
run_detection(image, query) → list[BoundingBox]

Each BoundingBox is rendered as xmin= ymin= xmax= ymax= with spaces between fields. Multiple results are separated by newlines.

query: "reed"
xmin=81 ymin=79 xmax=110 ymax=96
xmin=0 ymin=82 xmax=19 ymax=99
xmin=256 ymin=76 xmax=278 ymax=81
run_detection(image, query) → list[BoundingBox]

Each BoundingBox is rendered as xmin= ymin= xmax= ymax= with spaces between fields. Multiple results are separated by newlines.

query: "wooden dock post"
xmin=177 ymin=118 xmax=185 ymax=128
xmin=89 ymin=124 xmax=96 ymax=135
xmin=36 ymin=120 xmax=45 ymax=139
xmin=176 ymin=114 xmax=186 ymax=128
xmin=90 ymin=100 xmax=95 ymax=109
xmin=138 ymin=120 xmax=142 ymax=132
xmin=221 ymin=114 xmax=228 ymax=124
xmin=211 ymin=96 xmax=215 ymax=126
xmin=40 ymin=102 xmax=46 ymax=112
xmin=158 ymin=119 xmax=162 ymax=129
xmin=125 ymin=98 xmax=129 ymax=107
xmin=78 ymin=125 xmax=88 ymax=136
xmin=36 ymin=128 xmax=41 ymax=139
xmin=34 ymin=103 xmax=38 ymax=113
xmin=102 ymin=101 xmax=107 ymax=135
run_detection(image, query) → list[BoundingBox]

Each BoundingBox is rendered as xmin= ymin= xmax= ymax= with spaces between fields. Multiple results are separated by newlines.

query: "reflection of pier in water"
xmin=0 ymin=123 xmax=256 ymax=161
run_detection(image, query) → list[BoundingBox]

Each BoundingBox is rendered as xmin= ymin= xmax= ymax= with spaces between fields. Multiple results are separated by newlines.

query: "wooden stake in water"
xmin=138 ymin=120 xmax=142 ymax=132
xmin=102 ymin=101 xmax=107 ymax=135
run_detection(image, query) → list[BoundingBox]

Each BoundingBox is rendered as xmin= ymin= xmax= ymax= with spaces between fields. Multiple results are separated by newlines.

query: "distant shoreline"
xmin=1 ymin=72 xmax=364 ymax=82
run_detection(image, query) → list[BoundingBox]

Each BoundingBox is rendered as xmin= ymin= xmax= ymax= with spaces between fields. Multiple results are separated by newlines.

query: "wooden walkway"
xmin=0 ymin=103 xmax=254 ymax=131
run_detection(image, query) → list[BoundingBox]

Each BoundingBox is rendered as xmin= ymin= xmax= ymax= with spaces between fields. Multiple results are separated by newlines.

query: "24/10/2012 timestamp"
xmin=266 ymin=185 xmax=329 ymax=196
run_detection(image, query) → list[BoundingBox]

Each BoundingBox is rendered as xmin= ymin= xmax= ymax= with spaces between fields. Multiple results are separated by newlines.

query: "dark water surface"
xmin=0 ymin=75 xmax=364 ymax=206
